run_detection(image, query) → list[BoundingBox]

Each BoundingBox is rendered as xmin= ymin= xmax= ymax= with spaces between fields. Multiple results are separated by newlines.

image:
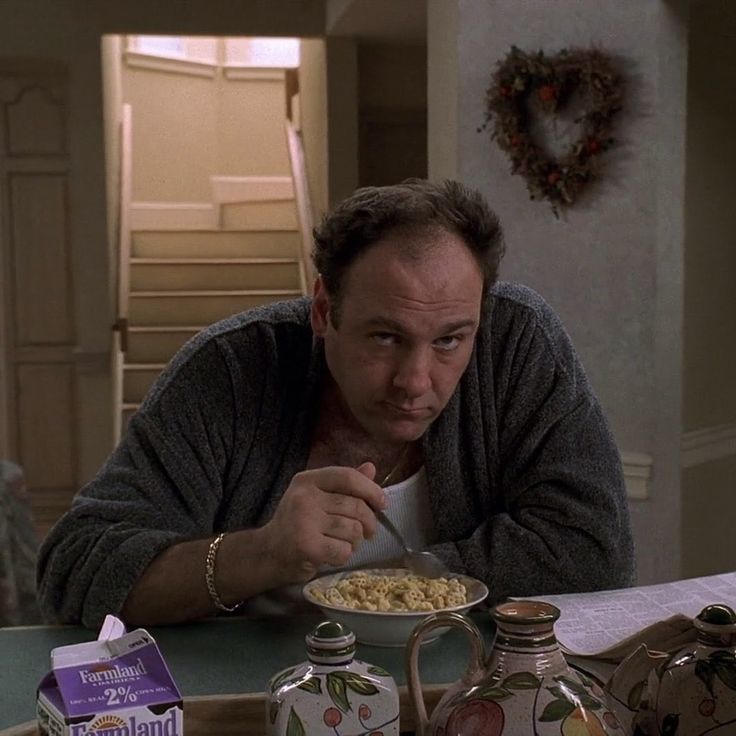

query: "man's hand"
xmin=259 ymin=462 xmax=386 ymax=585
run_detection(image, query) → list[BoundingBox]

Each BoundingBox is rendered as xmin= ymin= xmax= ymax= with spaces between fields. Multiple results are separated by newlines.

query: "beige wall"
xmin=122 ymin=51 xmax=290 ymax=202
xmin=124 ymin=68 xmax=217 ymax=201
xmin=680 ymin=0 xmax=736 ymax=577
xmin=298 ymin=39 xmax=329 ymax=225
xmin=218 ymin=76 xmax=291 ymax=178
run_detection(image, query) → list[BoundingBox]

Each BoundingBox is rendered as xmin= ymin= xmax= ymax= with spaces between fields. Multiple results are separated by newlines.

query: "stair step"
xmin=127 ymin=326 xmax=202 ymax=363
xmin=123 ymin=364 xmax=165 ymax=404
xmin=128 ymin=290 xmax=301 ymax=326
xmin=132 ymin=231 xmax=302 ymax=259
xmin=221 ymin=200 xmax=298 ymax=230
xmin=130 ymin=258 xmax=301 ymax=291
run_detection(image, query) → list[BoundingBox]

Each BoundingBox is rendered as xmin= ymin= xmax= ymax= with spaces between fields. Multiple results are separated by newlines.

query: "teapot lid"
xmin=306 ymin=620 xmax=356 ymax=665
xmin=695 ymin=604 xmax=736 ymax=634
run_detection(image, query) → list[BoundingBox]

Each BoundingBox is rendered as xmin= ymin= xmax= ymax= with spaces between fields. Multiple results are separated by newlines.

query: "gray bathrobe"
xmin=38 ymin=282 xmax=635 ymax=627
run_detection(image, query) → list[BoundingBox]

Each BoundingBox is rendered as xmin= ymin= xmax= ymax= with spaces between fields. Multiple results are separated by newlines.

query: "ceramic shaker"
xmin=406 ymin=600 xmax=622 ymax=736
xmin=637 ymin=603 xmax=736 ymax=736
xmin=266 ymin=620 xmax=400 ymax=735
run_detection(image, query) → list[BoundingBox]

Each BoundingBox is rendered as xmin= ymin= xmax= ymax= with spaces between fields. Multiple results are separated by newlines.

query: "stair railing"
xmin=285 ymin=69 xmax=316 ymax=294
xmin=112 ymin=103 xmax=133 ymax=443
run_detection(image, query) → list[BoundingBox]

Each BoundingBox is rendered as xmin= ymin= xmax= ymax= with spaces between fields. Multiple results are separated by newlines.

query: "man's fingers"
xmin=355 ymin=461 xmax=376 ymax=481
xmin=324 ymin=513 xmax=364 ymax=546
xmin=321 ymin=493 xmax=378 ymax=539
xmin=297 ymin=466 xmax=386 ymax=510
xmin=322 ymin=538 xmax=352 ymax=567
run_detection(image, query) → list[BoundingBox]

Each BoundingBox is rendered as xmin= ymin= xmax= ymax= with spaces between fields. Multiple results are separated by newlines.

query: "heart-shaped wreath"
xmin=484 ymin=46 xmax=623 ymax=216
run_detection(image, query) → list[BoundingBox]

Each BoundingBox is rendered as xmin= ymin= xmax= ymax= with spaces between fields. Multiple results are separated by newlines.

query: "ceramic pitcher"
xmin=406 ymin=600 xmax=622 ymax=736
xmin=635 ymin=603 xmax=736 ymax=735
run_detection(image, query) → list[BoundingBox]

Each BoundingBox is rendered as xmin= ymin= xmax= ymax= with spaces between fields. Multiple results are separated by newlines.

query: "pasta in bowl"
xmin=303 ymin=569 xmax=489 ymax=647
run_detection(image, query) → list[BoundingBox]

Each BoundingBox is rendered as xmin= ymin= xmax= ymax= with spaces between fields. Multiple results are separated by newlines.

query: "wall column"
xmin=427 ymin=0 xmax=690 ymax=585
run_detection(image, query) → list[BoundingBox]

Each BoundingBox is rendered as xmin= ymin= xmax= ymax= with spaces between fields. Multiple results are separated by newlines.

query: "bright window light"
xmin=134 ymin=36 xmax=185 ymax=58
xmin=225 ymin=38 xmax=300 ymax=68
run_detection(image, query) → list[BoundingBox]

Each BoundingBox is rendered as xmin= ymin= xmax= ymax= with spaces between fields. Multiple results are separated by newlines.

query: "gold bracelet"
xmin=205 ymin=532 xmax=240 ymax=613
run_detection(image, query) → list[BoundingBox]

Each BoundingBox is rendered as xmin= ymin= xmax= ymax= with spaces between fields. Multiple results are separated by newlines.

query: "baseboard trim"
xmin=682 ymin=423 xmax=736 ymax=468
xmin=621 ymin=451 xmax=652 ymax=501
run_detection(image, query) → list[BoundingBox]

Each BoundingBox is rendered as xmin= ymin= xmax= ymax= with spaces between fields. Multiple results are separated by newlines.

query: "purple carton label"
xmin=68 ymin=704 xmax=182 ymax=736
xmin=53 ymin=641 xmax=180 ymax=718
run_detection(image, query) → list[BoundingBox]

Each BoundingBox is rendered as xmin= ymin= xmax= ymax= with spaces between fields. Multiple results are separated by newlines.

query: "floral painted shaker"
xmin=266 ymin=620 xmax=400 ymax=735
xmin=637 ymin=603 xmax=736 ymax=735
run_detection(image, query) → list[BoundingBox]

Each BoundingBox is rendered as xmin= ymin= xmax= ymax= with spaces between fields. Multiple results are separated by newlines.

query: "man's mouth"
xmin=385 ymin=403 xmax=431 ymax=418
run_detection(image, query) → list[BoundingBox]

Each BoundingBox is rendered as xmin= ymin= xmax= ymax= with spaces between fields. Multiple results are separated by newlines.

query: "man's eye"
xmin=371 ymin=333 xmax=398 ymax=346
xmin=434 ymin=335 xmax=461 ymax=351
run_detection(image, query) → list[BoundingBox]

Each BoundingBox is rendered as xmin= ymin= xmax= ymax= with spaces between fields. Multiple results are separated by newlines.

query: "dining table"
xmin=0 ymin=610 xmax=496 ymax=735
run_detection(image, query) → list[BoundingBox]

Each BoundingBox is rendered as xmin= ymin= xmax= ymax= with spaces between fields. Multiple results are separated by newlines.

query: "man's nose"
xmin=392 ymin=349 xmax=432 ymax=397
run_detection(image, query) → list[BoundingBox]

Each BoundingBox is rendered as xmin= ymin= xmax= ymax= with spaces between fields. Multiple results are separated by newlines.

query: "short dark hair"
xmin=312 ymin=179 xmax=505 ymax=313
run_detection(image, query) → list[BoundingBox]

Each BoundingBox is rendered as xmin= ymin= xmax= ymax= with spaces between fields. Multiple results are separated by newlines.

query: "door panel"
xmin=16 ymin=363 xmax=76 ymax=489
xmin=10 ymin=173 xmax=73 ymax=344
xmin=0 ymin=62 xmax=78 ymax=537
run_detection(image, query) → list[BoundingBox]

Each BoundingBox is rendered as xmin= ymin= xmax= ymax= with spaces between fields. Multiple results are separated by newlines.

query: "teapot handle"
xmin=405 ymin=611 xmax=486 ymax=736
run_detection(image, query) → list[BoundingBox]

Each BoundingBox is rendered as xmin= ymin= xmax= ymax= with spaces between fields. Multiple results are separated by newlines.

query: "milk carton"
xmin=37 ymin=615 xmax=183 ymax=736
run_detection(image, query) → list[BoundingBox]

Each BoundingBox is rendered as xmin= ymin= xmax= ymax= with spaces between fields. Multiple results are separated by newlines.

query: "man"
xmin=38 ymin=179 xmax=635 ymax=628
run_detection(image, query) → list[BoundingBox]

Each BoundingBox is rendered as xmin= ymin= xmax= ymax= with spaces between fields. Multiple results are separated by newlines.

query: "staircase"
xmin=114 ymin=66 xmax=316 ymax=438
xmin=120 ymin=227 xmax=304 ymax=428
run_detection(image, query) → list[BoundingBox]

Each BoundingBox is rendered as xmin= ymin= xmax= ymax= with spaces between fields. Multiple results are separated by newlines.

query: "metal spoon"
xmin=375 ymin=508 xmax=449 ymax=579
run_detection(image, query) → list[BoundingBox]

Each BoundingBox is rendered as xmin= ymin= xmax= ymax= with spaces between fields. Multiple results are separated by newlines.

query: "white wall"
xmin=429 ymin=0 xmax=690 ymax=585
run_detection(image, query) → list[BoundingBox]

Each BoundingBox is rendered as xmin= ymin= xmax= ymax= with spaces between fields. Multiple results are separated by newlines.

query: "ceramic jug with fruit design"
xmin=266 ymin=620 xmax=400 ymax=735
xmin=406 ymin=601 xmax=622 ymax=736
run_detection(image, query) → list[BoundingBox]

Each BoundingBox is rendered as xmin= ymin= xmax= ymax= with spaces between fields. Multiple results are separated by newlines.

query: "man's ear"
xmin=310 ymin=275 xmax=331 ymax=337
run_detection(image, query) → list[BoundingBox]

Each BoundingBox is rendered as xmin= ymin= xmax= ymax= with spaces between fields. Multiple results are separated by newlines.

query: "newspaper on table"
xmin=520 ymin=572 xmax=736 ymax=682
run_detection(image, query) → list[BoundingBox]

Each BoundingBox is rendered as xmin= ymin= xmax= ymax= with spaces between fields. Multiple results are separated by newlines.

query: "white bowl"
xmin=302 ymin=568 xmax=489 ymax=647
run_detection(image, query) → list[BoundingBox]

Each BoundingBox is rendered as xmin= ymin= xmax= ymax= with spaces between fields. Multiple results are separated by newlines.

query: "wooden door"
xmin=0 ymin=61 xmax=79 ymax=537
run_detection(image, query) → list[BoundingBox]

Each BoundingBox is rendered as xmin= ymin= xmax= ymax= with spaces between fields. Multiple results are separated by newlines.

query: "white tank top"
xmin=341 ymin=465 xmax=435 ymax=570
xmin=240 ymin=466 xmax=435 ymax=616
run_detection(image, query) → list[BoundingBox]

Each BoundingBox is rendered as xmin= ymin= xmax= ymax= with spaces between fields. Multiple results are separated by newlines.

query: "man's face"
xmin=311 ymin=229 xmax=485 ymax=444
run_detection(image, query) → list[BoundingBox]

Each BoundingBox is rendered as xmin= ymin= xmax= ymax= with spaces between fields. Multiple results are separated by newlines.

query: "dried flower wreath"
xmin=483 ymin=46 xmax=624 ymax=216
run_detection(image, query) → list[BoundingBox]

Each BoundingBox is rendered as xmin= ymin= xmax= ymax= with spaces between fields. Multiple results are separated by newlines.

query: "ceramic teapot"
xmin=634 ymin=603 xmax=736 ymax=736
xmin=406 ymin=600 xmax=622 ymax=736
xmin=605 ymin=644 xmax=670 ymax=734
